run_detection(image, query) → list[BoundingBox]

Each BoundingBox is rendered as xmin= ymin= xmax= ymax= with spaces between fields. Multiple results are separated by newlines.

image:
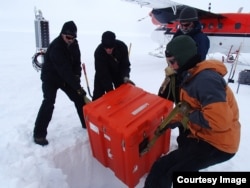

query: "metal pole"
xmin=128 ymin=43 xmax=132 ymax=57
xmin=82 ymin=63 xmax=93 ymax=98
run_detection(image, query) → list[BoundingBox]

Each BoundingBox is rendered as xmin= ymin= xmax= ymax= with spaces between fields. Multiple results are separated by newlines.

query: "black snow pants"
xmin=143 ymin=137 xmax=235 ymax=188
xmin=34 ymin=81 xmax=86 ymax=138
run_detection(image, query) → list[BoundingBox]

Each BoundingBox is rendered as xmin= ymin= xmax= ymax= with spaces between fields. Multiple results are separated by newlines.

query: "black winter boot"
xmin=34 ymin=137 xmax=49 ymax=146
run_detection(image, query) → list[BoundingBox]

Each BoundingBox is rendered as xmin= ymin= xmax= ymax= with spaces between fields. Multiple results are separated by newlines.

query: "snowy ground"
xmin=1 ymin=30 xmax=250 ymax=188
xmin=1 ymin=0 xmax=250 ymax=188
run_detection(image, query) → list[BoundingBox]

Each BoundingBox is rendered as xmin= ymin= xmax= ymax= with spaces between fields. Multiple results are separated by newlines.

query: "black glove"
xmin=77 ymin=87 xmax=91 ymax=104
xmin=77 ymin=87 xmax=86 ymax=96
xmin=123 ymin=77 xmax=135 ymax=85
xmin=154 ymin=122 xmax=182 ymax=136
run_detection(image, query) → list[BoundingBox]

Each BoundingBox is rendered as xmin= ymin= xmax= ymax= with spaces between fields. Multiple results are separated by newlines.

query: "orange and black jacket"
xmin=175 ymin=58 xmax=240 ymax=154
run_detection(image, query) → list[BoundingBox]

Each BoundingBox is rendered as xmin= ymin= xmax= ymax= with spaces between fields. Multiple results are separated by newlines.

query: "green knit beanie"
xmin=165 ymin=35 xmax=197 ymax=68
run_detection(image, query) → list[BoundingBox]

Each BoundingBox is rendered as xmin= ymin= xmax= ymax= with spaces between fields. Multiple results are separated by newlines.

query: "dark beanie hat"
xmin=165 ymin=35 xmax=197 ymax=68
xmin=102 ymin=31 xmax=116 ymax=48
xmin=61 ymin=21 xmax=77 ymax=38
xmin=179 ymin=7 xmax=198 ymax=22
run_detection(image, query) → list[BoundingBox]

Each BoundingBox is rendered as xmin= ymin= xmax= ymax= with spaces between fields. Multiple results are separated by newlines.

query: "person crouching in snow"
xmin=144 ymin=35 xmax=241 ymax=188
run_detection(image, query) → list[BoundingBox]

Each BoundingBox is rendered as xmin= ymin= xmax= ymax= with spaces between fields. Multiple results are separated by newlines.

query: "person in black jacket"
xmin=173 ymin=6 xmax=210 ymax=61
xmin=33 ymin=21 xmax=89 ymax=146
xmin=92 ymin=31 xmax=133 ymax=101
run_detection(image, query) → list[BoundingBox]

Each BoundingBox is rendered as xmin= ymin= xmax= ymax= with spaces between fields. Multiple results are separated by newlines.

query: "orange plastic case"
xmin=83 ymin=84 xmax=173 ymax=188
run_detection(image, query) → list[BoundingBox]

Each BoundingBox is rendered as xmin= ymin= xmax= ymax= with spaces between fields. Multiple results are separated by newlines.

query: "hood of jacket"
xmin=185 ymin=59 xmax=228 ymax=83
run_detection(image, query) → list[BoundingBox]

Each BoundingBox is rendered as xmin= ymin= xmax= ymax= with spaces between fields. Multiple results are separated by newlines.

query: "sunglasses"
xmin=165 ymin=50 xmax=172 ymax=57
xmin=180 ymin=22 xmax=192 ymax=28
xmin=104 ymin=47 xmax=114 ymax=49
xmin=167 ymin=58 xmax=177 ymax=65
xmin=65 ymin=35 xmax=76 ymax=40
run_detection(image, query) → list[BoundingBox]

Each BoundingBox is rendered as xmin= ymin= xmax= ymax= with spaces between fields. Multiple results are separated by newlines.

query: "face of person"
xmin=166 ymin=56 xmax=179 ymax=70
xmin=104 ymin=47 xmax=114 ymax=55
xmin=62 ymin=34 xmax=76 ymax=45
xmin=179 ymin=22 xmax=194 ymax=34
